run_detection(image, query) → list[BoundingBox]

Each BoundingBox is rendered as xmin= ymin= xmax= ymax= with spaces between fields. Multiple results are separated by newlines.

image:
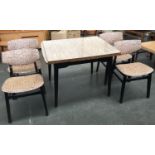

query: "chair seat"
xmin=116 ymin=54 xmax=132 ymax=63
xmin=2 ymin=74 xmax=44 ymax=93
xmin=116 ymin=62 xmax=154 ymax=77
xmin=8 ymin=60 xmax=41 ymax=74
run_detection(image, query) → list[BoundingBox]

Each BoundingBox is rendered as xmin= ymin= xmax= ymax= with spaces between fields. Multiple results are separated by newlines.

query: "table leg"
xmin=107 ymin=57 xmax=113 ymax=96
xmin=54 ymin=64 xmax=59 ymax=107
xmin=48 ymin=64 xmax=51 ymax=81
xmin=104 ymin=63 xmax=108 ymax=85
xmin=91 ymin=62 xmax=93 ymax=74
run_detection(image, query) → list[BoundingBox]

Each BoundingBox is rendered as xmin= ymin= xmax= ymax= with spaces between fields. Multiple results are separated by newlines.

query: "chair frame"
xmin=9 ymin=61 xmax=42 ymax=77
xmin=3 ymin=55 xmax=48 ymax=123
xmin=111 ymin=56 xmax=153 ymax=103
xmin=4 ymin=85 xmax=48 ymax=123
xmin=95 ymin=53 xmax=136 ymax=85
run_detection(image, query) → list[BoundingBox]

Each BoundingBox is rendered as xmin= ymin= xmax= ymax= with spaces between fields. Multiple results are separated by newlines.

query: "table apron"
xmin=53 ymin=57 xmax=112 ymax=69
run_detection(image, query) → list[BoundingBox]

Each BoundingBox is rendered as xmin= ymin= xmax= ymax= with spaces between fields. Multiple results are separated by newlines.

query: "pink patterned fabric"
xmin=99 ymin=32 xmax=123 ymax=45
xmin=114 ymin=40 xmax=141 ymax=54
xmin=8 ymin=38 xmax=39 ymax=50
xmin=2 ymin=49 xmax=40 ymax=65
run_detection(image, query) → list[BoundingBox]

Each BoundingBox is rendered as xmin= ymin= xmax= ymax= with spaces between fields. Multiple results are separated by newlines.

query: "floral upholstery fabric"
xmin=114 ymin=40 xmax=141 ymax=54
xmin=116 ymin=62 xmax=154 ymax=77
xmin=2 ymin=49 xmax=40 ymax=65
xmin=8 ymin=38 xmax=39 ymax=50
xmin=99 ymin=32 xmax=123 ymax=45
xmin=1 ymin=74 xmax=44 ymax=93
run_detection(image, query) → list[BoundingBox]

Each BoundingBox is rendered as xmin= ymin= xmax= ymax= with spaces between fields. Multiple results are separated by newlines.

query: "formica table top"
xmin=41 ymin=36 xmax=120 ymax=64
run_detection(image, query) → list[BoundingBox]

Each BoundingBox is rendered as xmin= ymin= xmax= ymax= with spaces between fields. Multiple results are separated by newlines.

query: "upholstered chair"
xmin=1 ymin=48 xmax=48 ymax=123
xmin=99 ymin=32 xmax=123 ymax=44
xmin=113 ymin=40 xmax=154 ymax=103
xmin=7 ymin=38 xmax=41 ymax=76
xmin=96 ymin=32 xmax=134 ymax=74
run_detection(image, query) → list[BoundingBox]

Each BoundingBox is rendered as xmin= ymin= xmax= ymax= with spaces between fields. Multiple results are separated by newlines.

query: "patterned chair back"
xmin=99 ymin=32 xmax=123 ymax=45
xmin=2 ymin=49 xmax=40 ymax=65
xmin=8 ymin=38 xmax=39 ymax=50
xmin=114 ymin=40 xmax=141 ymax=54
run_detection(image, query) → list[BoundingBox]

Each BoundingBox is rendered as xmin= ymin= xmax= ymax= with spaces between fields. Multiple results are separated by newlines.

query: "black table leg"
xmin=107 ymin=57 xmax=113 ymax=96
xmin=54 ymin=64 xmax=59 ymax=107
xmin=48 ymin=64 xmax=51 ymax=81
xmin=96 ymin=62 xmax=100 ymax=72
xmin=91 ymin=62 xmax=93 ymax=74
xmin=104 ymin=63 xmax=108 ymax=85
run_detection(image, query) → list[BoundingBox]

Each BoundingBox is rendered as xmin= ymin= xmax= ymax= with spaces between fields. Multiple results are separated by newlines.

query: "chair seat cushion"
xmin=116 ymin=54 xmax=132 ymax=63
xmin=116 ymin=62 xmax=154 ymax=77
xmin=2 ymin=74 xmax=44 ymax=93
xmin=8 ymin=60 xmax=41 ymax=74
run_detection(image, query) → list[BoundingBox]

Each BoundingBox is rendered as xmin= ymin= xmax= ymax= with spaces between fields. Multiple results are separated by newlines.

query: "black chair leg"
xmin=120 ymin=76 xmax=126 ymax=103
xmin=40 ymin=86 xmax=48 ymax=116
xmin=38 ymin=69 xmax=42 ymax=74
xmin=91 ymin=62 xmax=93 ymax=74
xmin=147 ymin=74 xmax=152 ymax=98
xmin=48 ymin=64 xmax=51 ymax=81
xmin=96 ymin=62 xmax=100 ymax=72
xmin=150 ymin=53 xmax=153 ymax=60
xmin=135 ymin=52 xmax=138 ymax=61
xmin=4 ymin=93 xmax=12 ymax=123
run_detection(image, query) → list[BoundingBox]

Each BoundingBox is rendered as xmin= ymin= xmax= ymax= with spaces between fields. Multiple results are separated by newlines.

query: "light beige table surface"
xmin=141 ymin=41 xmax=155 ymax=54
xmin=41 ymin=36 xmax=120 ymax=64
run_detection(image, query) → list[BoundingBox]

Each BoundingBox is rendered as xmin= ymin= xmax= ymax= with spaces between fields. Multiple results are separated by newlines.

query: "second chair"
xmin=1 ymin=48 xmax=48 ymax=123
xmin=7 ymin=38 xmax=41 ymax=76
xmin=112 ymin=40 xmax=154 ymax=103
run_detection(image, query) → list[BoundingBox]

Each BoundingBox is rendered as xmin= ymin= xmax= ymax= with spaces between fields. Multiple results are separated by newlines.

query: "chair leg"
xmin=40 ymin=86 xmax=48 ymax=116
xmin=38 ymin=69 xmax=42 ymax=74
xmin=120 ymin=76 xmax=127 ymax=103
xmin=91 ymin=62 xmax=93 ymax=74
xmin=147 ymin=74 xmax=152 ymax=98
xmin=48 ymin=64 xmax=51 ymax=81
xmin=135 ymin=52 xmax=138 ymax=61
xmin=96 ymin=62 xmax=100 ymax=72
xmin=4 ymin=93 xmax=12 ymax=123
xmin=150 ymin=53 xmax=153 ymax=60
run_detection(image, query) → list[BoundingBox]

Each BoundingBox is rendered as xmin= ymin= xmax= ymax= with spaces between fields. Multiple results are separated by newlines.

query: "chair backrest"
xmin=114 ymin=40 xmax=141 ymax=54
xmin=8 ymin=38 xmax=39 ymax=50
xmin=2 ymin=48 xmax=40 ymax=66
xmin=99 ymin=32 xmax=123 ymax=45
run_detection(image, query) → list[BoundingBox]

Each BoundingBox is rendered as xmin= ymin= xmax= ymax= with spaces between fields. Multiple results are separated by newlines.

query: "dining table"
xmin=41 ymin=36 xmax=120 ymax=107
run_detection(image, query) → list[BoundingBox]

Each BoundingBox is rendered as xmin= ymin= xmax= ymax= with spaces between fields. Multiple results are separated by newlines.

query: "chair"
xmin=1 ymin=48 xmax=48 ymax=123
xmin=95 ymin=32 xmax=133 ymax=85
xmin=96 ymin=32 xmax=133 ymax=73
xmin=7 ymin=38 xmax=41 ymax=76
xmin=112 ymin=40 xmax=154 ymax=103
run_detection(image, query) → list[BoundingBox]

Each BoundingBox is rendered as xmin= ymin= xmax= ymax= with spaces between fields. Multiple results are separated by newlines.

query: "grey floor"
xmin=0 ymin=51 xmax=155 ymax=125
